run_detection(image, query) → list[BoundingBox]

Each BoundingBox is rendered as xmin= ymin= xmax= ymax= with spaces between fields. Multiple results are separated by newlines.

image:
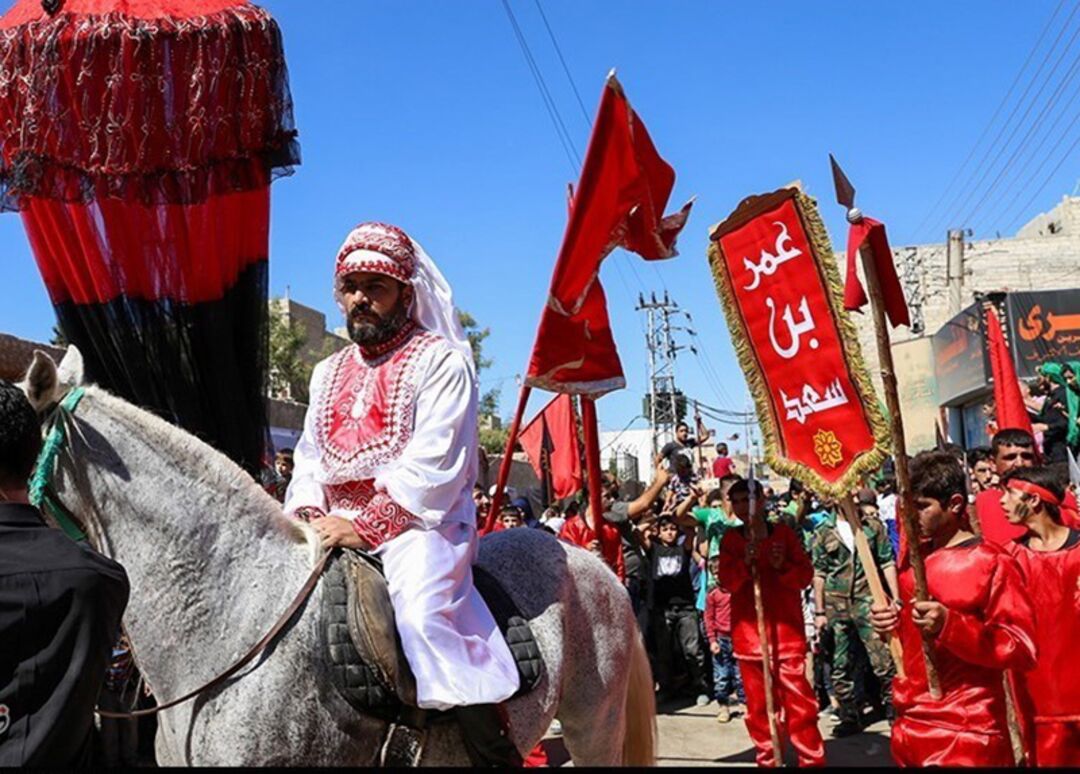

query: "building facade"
xmin=848 ymin=195 xmax=1080 ymax=451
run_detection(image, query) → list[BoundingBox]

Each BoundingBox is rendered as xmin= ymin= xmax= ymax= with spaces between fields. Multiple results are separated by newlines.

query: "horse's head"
xmin=19 ymin=345 xmax=85 ymax=415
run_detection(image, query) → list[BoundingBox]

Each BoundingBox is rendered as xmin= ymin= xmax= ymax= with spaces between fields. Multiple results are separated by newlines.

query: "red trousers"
xmin=1032 ymin=721 xmax=1080 ymax=767
xmin=891 ymin=716 xmax=1013 ymax=767
xmin=738 ymin=656 xmax=825 ymax=767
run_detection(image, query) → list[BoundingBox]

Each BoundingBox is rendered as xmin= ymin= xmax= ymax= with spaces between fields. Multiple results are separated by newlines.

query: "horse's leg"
xmin=553 ymin=564 xmax=648 ymax=765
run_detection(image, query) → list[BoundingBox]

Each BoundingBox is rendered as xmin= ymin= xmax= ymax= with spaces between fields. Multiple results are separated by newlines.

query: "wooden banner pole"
xmin=838 ymin=497 xmax=905 ymax=678
xmin=580 ymin=396 xmax=604 ymax=533
xmin=858 ymin=246 xmax=942 ymax=699
xmin=483 ymin=384 xmax=532 ymax=534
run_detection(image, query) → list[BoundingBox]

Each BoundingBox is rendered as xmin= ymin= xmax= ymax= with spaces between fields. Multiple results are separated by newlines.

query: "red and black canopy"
xmin=0 ymin=0 xmax=300 ymax=473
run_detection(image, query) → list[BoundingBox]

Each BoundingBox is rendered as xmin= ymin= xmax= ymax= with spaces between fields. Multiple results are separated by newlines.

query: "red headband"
xmin=1006 ymin=479 xmax=1062 ymax=507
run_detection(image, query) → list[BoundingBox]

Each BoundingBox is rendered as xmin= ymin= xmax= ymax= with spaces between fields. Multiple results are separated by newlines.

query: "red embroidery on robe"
xmin=351 ymin=492 xmax=415 ymax=549
xmin=310 ymin=328 xmax=440 ymax=483
xmin=325 ymin=480 xmax=376 ymax=512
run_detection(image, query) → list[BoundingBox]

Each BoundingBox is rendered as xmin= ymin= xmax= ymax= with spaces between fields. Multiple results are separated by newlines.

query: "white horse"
xmin=19 ymin=347 xmax=655 ymax=767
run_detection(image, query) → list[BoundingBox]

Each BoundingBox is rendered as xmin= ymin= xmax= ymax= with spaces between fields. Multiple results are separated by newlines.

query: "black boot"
xmin=832 ymin=704 xmax=862 ymax=738
xmin=453 ymin=703 xmax=523 ymax=767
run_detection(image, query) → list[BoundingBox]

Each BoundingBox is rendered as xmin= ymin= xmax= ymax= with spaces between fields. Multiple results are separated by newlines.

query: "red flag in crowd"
xmin=986 ymin=307 xmax=1035 ymax=437
xmin=525 ymin=72 xmax=692 ymax=398
xmin=517 ymin=394 xmax=583 ymax=501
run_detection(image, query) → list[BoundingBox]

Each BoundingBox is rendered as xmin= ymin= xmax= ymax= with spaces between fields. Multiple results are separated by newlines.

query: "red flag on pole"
xmin=484 ymin=73 xmax=690 ymax=535
xmin=843 ymin=217 xmax=910 ymax=329
xmin=986 ymin=307 xmax=1035 ymax=437
xmin=518 ymin=394 xmax=583 ymax=500
xmin=525 ymin=72 xmax=692 ymax=398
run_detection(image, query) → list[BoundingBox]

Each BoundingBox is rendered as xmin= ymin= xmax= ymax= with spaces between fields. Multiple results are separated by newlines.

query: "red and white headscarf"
xmin=333 ymin=221 xmax=474 ymax=374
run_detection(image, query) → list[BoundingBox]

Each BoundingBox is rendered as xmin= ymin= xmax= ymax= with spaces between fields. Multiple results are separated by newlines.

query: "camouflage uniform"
xmin=811 ymin=511 xmax=896 ymax=724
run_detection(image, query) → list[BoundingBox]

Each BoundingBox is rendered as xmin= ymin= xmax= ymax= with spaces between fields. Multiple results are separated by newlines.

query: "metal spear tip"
xmin=829 ymin=153 xmax=857 ymax=210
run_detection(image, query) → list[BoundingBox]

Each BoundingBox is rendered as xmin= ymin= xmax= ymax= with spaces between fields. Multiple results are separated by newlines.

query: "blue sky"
xmin=0 ymin=1 xmax=1071 ymax=434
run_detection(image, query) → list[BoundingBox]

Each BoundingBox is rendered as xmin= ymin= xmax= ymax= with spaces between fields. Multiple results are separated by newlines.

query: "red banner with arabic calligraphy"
xmin=707 ymin=188 xmax=889 ymax=495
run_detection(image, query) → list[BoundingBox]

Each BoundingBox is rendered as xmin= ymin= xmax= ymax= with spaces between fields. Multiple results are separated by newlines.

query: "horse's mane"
xmin=81 ymin=385 xmax=321 ymax=564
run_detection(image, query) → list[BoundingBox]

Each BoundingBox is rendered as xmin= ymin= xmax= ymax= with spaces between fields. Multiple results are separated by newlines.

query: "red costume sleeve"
xmin=717 ymin=530 xmax=750 ymax=593
xmin=351 ymin=492 xmax=415 ymax=550
xmin=936 ymin=552 xmax=1037 ymax=673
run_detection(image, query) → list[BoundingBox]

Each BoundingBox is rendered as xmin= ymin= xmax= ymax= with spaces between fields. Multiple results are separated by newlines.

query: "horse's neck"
xmin=61 ymin=390 xmax=317 ymax=700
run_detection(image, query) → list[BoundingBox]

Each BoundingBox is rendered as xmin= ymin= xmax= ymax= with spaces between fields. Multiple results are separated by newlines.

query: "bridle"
xmin=28 ymin=385 xmax=332 ymax=719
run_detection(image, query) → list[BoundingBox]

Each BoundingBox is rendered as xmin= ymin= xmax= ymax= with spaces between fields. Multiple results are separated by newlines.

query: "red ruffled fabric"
xmin=0 ymin=1 xmax=298 ymax=209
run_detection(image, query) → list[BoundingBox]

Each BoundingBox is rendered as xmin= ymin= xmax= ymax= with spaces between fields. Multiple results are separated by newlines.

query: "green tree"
xmin=268 ymin=299 xmax=313 ymax=403
xmin=478 ymin=426 xmax=511 ymax=456
xmin=458 ymin=309 xmax=502 ymax=420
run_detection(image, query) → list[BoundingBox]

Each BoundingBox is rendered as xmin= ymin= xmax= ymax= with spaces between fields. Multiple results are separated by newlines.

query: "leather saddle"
xmin=319 ymin=548 xmax=543 ymax=723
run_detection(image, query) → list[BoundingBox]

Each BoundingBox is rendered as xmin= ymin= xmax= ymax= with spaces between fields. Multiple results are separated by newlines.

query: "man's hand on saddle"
xmin=311 ymin=514 xmax=370 ymax=551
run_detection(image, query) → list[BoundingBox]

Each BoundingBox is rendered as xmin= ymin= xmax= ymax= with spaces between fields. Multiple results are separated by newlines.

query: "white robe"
xmin=285 ymin=327 xmax=519 ymax=709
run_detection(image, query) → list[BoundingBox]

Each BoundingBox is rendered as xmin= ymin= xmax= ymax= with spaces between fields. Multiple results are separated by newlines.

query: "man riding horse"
xmin=283 ymin=222 xmax=521 ymax=765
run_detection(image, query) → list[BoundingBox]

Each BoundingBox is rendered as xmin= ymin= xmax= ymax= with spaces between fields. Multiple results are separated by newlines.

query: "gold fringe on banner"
xmin=706 ymin=188 xmax=891 ymax=497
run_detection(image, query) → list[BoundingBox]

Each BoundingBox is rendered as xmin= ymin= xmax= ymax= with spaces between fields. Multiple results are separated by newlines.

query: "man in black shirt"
xmin=0 ymin=379 xmax=129 ymax=766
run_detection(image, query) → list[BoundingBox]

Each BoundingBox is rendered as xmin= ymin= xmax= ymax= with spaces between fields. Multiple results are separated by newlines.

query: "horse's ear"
xmin=20 ymin=350 xmax=60 ymax=413
xmin=56 ymin=345 xmax=85 ymax=390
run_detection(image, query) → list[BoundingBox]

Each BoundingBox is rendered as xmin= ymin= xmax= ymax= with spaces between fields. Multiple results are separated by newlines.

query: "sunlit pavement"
xmin=541 ymin=698 xmax=894 ymax=767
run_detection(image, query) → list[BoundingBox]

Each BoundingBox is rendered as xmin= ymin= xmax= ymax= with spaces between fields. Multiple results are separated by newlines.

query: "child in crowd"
xmin=499 ymin=504 xmax=525 ymax=530
xmin=704 ymin=555 xmax=745 ymax=723
xmin=644 ymin=515 xmax=708 ymax=704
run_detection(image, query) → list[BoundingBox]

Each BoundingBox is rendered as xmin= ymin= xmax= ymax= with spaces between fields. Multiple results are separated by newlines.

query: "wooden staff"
xmin=484 ymin=383 xmax=532 ymax=534
xmin=837 ymin=497 xmax=905 ymax=678
xmin=858 ymin=245 xmax=942 ymax=699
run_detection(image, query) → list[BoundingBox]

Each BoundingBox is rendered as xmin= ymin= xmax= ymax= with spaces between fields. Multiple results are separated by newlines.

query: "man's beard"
xmin=347 ymin=300 xmax=410 ymax=347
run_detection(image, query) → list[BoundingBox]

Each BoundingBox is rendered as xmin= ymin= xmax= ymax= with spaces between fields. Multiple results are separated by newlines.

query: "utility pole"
xmin=637 ymin=291 xmax=683 ymax=458
xmin=946 ymin=228 xmax=965 ymax=316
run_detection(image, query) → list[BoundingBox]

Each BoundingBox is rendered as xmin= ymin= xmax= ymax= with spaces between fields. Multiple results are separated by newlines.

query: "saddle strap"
xmin=97 ymin=548 xmax=334 ymax=719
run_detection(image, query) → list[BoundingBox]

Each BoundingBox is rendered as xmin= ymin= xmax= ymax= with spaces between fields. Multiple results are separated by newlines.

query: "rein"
xmin=98 ymin=548 xmax=333 ymax=719
xmin=28 ymin=386 xmax=333 ymax=719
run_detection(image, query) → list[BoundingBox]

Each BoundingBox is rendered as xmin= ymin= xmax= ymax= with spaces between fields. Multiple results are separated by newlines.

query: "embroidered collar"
xmin=358 ymin=319 xmax=419 ymax=362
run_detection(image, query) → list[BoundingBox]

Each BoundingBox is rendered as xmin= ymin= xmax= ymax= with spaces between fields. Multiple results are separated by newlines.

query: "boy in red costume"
xmin=1001 ymin=466 xmax=1080 ymax=767
xmin=716 ymin=479 xmax=824 ymax=767
xmin=871 ymin=451 xmax=1037 ymax=767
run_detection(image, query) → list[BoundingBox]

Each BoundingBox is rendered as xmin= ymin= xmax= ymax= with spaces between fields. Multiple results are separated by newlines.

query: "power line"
xmin=532 ymin=0 xmax=592 ymax=129
xmin=500 ymin=0 xmax=582 ymax=174
xmin=908 ymin=0 xmax=1067 ymax=241
xmin=921 ymin=0 xmax=1080 ymax=241
xmin=960 ymin=29 xmax=1080 ymax=231
xmin=985 ymin=66 xmax=1080 ymax=232
xmin=1003 ymin=128 xmax=1080 ymax=233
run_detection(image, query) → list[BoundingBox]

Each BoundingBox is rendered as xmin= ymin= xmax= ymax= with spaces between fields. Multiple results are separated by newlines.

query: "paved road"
xmin=653 ymin=699 xmax=894 ymax=767
xmin=541 ymin=698 xmax=895 ymax=767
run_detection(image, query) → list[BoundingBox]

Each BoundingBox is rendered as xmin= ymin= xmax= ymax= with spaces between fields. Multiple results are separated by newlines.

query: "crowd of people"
xmin=475 ymin=418 xmax=1080 ymax=767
